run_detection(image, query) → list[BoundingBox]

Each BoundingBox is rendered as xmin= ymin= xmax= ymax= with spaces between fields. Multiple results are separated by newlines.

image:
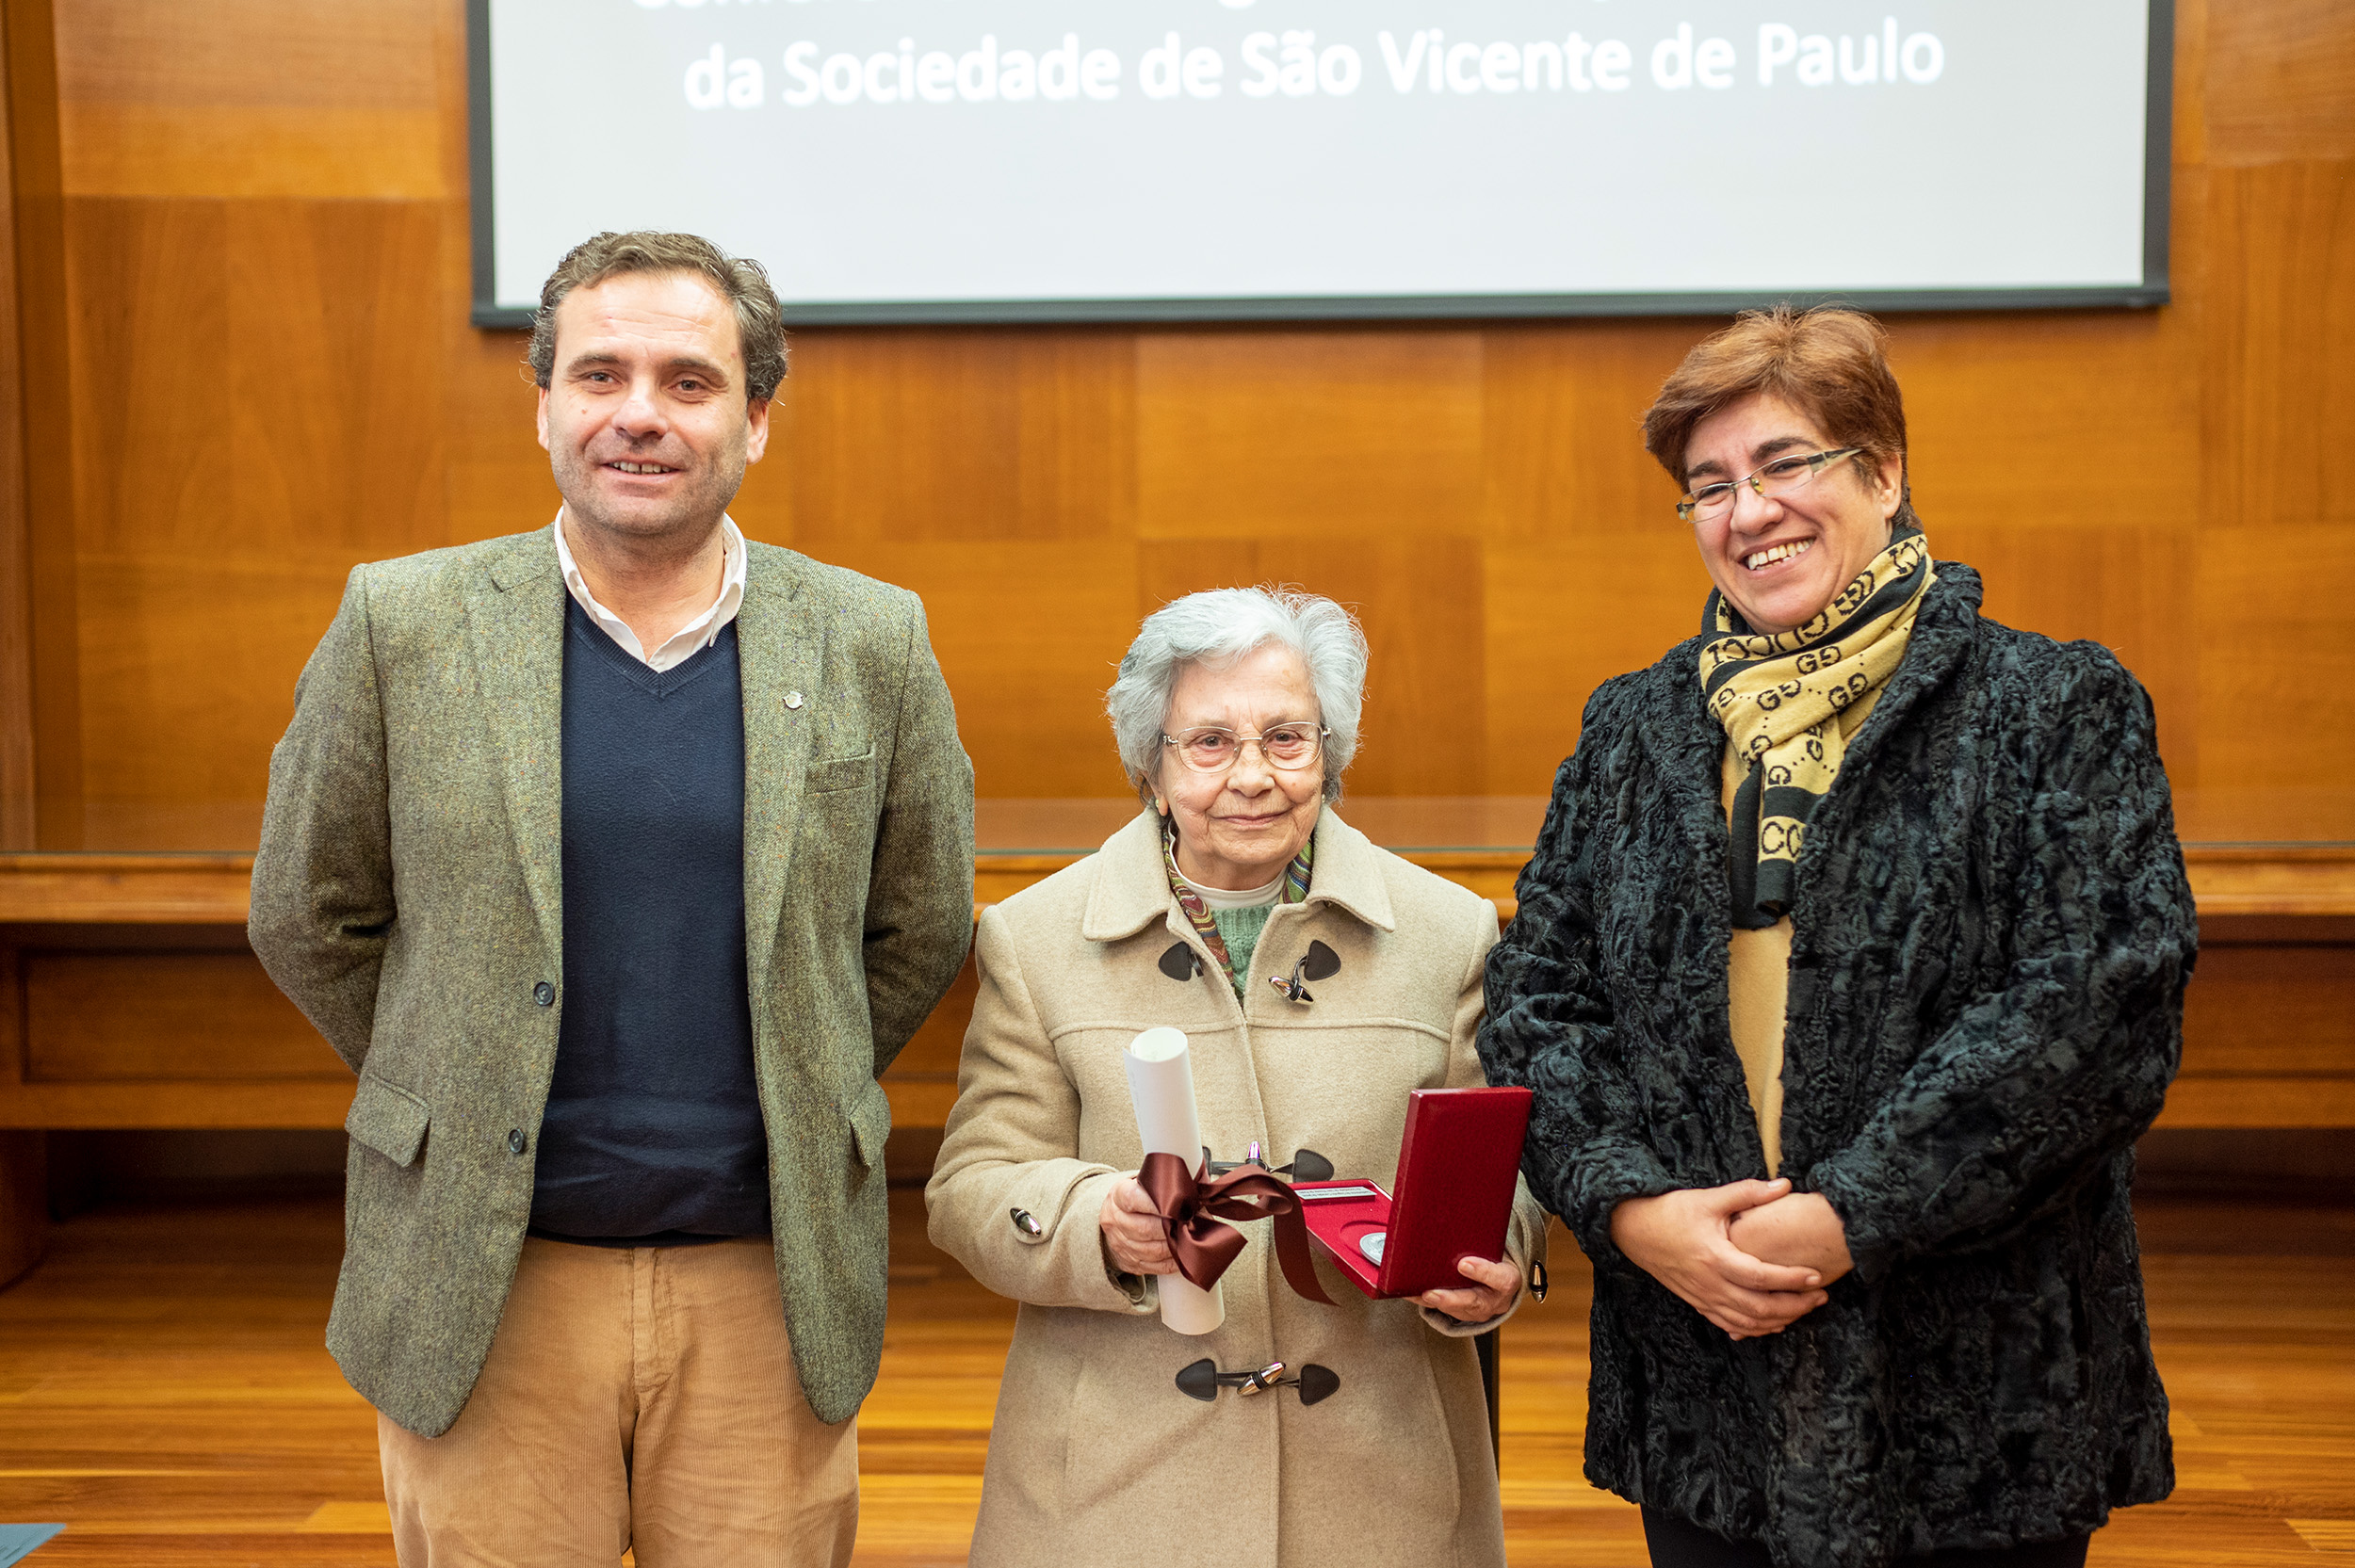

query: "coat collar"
xmin=463 ymin=526 xmax=822 ymax=974
xmin=1080 ymin=805 xmax=1397 ymax=944
xmin=485 ymin=525 xmax=558 ymax=593
xmin=734 ymin=545 xmax=820 ymax=992
xmin=1632 ymin=559 xmax=1987 ymax=864
xmin=1836 ymin=559 xmax=1982 ymax=761
xmin=464 ymin=527 xmax=566 ymax=960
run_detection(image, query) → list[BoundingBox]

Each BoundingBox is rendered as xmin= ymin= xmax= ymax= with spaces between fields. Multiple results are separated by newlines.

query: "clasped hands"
xmin=1609 ymin=1177 xmax=1853 ymax=1340
xmin=1098 ymin=1174 xmax=1521 ymax=1324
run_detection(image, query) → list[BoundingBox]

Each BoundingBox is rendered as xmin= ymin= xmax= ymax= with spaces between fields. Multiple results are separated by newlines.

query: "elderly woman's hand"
xmin=1098 ymin=1174 xmax=1178 ymax=1277
xmin=1418 ymin=1256 xmax=1522 ymax=1323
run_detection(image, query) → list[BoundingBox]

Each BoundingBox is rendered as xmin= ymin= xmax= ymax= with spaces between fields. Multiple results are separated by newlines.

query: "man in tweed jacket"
xmin=250 ymin=232 xmax=974 ymax=1566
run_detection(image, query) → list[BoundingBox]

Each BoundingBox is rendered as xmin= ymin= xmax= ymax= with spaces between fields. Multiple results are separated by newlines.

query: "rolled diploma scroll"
xmin=1122 ymin=1026 xmax=1225 ymax=1335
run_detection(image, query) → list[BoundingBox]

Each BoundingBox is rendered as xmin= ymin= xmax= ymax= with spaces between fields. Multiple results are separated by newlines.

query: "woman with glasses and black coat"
xmin=1479 ymin=306 xmax=2195 ymax=1568
xmin=927 ymin=587 xmax=1548 ymax=1568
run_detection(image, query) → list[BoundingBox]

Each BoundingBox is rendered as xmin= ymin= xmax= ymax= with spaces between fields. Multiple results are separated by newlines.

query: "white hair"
xmin=1106 ymin=587 xmax=1370 ymax=805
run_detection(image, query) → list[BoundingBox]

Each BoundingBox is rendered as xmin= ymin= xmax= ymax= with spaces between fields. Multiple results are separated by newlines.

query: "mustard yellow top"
xmin=1718 ymin=686 xmax=1883 ymax=1176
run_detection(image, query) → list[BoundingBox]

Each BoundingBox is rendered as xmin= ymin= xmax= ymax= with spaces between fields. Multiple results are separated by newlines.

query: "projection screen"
xmin=467 ymin=0 xmax=2172 ymax=326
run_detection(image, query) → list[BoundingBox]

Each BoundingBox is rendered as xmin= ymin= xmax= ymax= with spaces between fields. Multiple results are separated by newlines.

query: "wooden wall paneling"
xmin=1130 ymin=330 xmax=1487 ymax=793
xmin=2201 ymin=0 xmax=2355 ymax=167
xmin=1940 ymin=521 xmax=2201 ymax=797
xmin=2179 ymin=943 xmax=2355 ymax=1077
xmin=2186 ymin=0 xmax=2355 ymax=845
xmin=2199 ymin=159 xmax=2355 ymax=538
xmin=1134 ymin=534 xmax=1489 ymax=796
xmin=48 ymin=0 xmax=461 ymax=847
xmin=63 ymin=196 xmax=229 ymax=558
xmin=771 ymin=331 xmax=1024 ymax=544
xmin=51 ymin=0 xmax=447 ymax=201
xmin=4 ymin=0 xmax=79 ymax=847
xmin=0 ymin=0 xmax=24 ymax=851
xmin=1481 ymin=533 xmax=1712 ymax=792
xmin=0 ymin=1076 xmax=349 ymax=1128
xmin=1475 ymin=321 xmax=1723 ymax=785
xmin=2191 ymin=525 xmax=2355 ymax=840
xmin=1889 ymin=312 xmax=2203 ymax=543
xmin=2155 ymin=1075 xmax=2355 ymax=1128
xmin=880 ymin=953 xmax=974 ymax=1128
xmin=2171 ymin=0 xmax=2210 ymax=170
xmin=1135 ymin=329 xmax=1483 ymax=542
xmin=22 ymin=950 xmax=341 ymax=1083
xmin=758 ymin=329 xmax=1144 ymax=798
xmin=1889 ymin=291 xmax=2205 ymax=797
xmin=63 ymin=197 xmax=447 ymax=835
xmin=771 ymin=328 xmax=1137 ymax=548
xmin=442 ymin=325 xmax=552 ymax=545
xmin=1477 ymin=321 xmax=1711 ymax=544
xmin=62 ymin=196 xmax=251 ymax=834
xmin=1005 ymin=331 xmax=1140 ymax=542
xmin=220 ymin=201 xmax=450 ymax=559
xmin=812 ymin=538 xmax=1144 ymax=799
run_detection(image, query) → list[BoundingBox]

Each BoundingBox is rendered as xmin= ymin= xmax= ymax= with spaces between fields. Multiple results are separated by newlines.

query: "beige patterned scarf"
xmin=1699 ymin=525 xmax=1934 ymax=929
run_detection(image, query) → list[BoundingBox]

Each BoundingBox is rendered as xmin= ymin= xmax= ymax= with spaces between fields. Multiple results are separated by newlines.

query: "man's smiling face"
xmin=535 ymin=268 xmax=770 ymax=546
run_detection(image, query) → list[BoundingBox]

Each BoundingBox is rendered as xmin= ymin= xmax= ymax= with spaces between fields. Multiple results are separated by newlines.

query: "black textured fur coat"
xmin=1478 ymin=564 xmax=2196 ymax=1568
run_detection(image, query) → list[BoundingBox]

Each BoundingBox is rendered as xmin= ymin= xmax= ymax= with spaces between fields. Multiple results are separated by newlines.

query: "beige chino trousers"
xmin=378 ymin=1236 xmax=857 ymax=1568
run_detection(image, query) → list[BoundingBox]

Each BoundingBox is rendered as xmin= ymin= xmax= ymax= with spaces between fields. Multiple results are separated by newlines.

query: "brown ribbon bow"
xmin=1139 ymin=1151 xmax=1334 ymax=1305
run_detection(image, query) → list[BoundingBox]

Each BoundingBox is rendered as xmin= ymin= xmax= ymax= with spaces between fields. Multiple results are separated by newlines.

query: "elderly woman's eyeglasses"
xmin=1161 ymin=723 xmax=1329 ymax=774
xmin=1676 ymin=447 xmax=1862 ymax=525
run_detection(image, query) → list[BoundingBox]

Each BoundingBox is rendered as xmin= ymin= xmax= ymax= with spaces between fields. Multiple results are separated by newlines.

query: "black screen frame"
xmin=467 ymin=0 xmax=2173 ymax=330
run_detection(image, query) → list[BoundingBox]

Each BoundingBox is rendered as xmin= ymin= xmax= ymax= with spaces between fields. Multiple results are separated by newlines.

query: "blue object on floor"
xmin=0 ymin=1525 xmax=63 ymax=1566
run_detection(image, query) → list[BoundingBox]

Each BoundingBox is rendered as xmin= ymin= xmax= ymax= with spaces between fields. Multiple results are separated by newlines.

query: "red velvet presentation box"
xmin=1293 ymin=1086 xmax=1533 ymax=1300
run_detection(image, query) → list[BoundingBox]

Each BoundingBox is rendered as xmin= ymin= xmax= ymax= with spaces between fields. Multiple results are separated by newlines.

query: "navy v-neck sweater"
xmin=528 ymin=595 xmax=769 ymax=1243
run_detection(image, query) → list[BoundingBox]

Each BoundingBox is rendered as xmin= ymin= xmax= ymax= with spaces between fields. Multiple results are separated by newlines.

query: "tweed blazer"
xmin=926 ymin=808 xmax=1548 ymax=1568
xmin=249 ymin=525 xmax=975 ymax=1435
xmin=1480 ymin=563 xmax=2195 ymax=1567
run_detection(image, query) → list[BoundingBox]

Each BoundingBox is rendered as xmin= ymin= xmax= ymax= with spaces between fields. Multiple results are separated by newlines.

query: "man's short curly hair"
xmin=527 ymin=231 xmax=788 ymax=403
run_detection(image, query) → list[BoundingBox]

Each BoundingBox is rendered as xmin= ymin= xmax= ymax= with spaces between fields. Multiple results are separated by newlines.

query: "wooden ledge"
xmin=2180 ymin=845 xmax=2355 ymax=918
xmin=0 ymin=853 xmax=257 ymax=925
xmin=4 ymin=842 xmax=2353 ymax=926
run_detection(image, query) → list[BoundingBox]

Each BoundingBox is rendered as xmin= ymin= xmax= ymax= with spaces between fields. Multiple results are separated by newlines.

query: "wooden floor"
xmin=0 ymin=1191 xmax=2349 ymax=1566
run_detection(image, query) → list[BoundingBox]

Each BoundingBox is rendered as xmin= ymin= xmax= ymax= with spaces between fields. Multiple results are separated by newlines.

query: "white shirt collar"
xmin=551 ymin=509 xmax=748 ymax=674
xmin=1176 ymin=867 xmax=1285 ymax=911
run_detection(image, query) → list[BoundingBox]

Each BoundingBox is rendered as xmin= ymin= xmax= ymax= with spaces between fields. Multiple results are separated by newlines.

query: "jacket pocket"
xmin=847 ymin=1080 xmax=892 ymax=1171
xmin=807 ymin=750 xmax=875 ymax=795
xmin=346 ymin=1073 xmax=431 ymax=1168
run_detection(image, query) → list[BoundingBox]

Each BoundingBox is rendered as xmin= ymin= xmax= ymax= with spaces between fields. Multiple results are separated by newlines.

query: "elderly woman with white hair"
xmin=927 ymin=587 xmax=1547 ymax=1568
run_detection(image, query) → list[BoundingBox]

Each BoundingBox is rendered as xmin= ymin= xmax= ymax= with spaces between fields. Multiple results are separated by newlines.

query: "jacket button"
xmin=533 ymin=981 xmax=555 ymax=1007
xmin=508 ymin=1128 xmax=528 ymax=1156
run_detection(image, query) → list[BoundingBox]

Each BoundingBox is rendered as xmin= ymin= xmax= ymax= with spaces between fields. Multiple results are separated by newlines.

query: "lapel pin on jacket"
xmin=1159 ymin=943 xmax=1203 ymax=981
xmin=1272 ymin=940 xmax=1340 ymax=1003
xmin=784 ymin=690 xmax=804 ymax=710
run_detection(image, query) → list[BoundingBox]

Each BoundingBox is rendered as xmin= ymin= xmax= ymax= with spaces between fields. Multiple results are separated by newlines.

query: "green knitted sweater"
xmin=1210 ymin=905 xmax=1274 ymax=998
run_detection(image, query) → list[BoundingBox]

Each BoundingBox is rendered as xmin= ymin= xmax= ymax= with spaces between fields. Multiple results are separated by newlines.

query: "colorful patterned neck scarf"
xmin=1161 ymin=816 xmax=1314 ymax=989
xmin=1699 ymin=525 xmax=1934 ymax=929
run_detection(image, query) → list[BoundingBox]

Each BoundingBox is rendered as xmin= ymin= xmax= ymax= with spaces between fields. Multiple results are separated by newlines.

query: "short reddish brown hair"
xmin=1641 ymin=305 xmax=1909 ymax=505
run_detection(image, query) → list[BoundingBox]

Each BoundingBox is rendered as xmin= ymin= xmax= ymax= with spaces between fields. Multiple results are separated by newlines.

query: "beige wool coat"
xmin=249 ymin=526 xmax=974 ymax=1436
xmin=926 ymin=808 xmax=1547 ymax=1568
